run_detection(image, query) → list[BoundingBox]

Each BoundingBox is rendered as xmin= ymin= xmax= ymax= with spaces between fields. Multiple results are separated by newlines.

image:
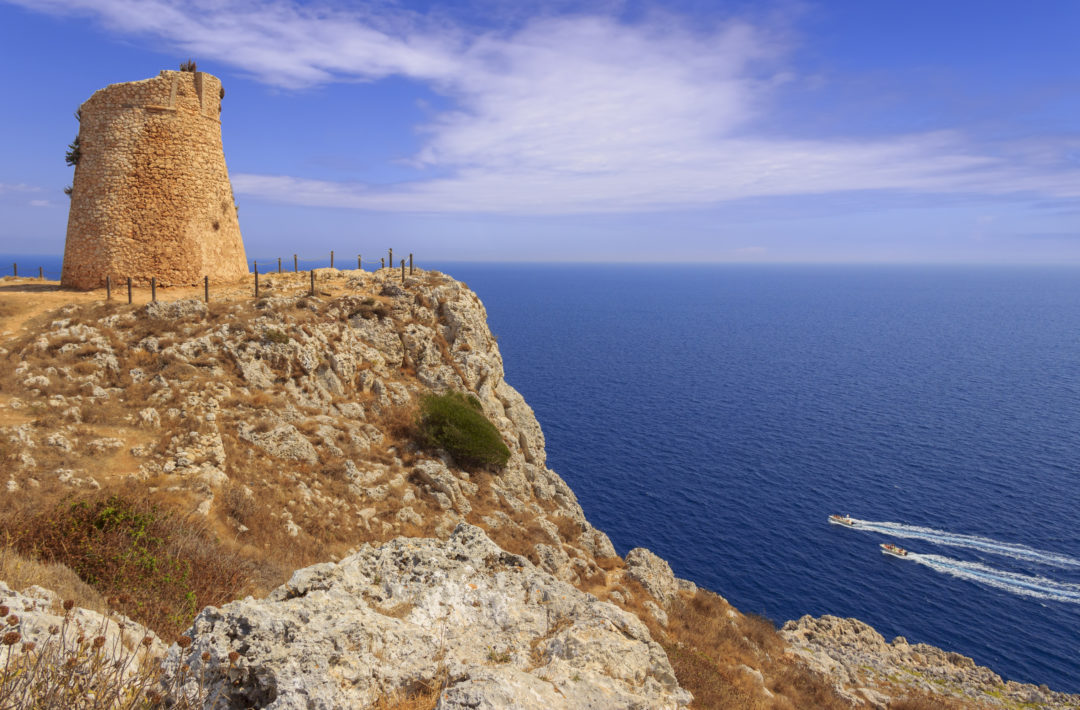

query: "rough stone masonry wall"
xmin=61 ymin=70 xmax=249 ymax=289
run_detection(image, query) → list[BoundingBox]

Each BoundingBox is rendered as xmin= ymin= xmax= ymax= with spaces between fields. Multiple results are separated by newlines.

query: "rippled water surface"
xmin=441 ymin=263 xmax=1080 ymax=693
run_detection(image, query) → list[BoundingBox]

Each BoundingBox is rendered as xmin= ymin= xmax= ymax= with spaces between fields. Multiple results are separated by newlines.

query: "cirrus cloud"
xmin=9 ymin=0 xmax=1080 ymax=214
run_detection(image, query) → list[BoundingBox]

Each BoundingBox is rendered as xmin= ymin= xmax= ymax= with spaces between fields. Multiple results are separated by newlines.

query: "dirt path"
xmin=0 ymin=276 xmax=254 ymax=338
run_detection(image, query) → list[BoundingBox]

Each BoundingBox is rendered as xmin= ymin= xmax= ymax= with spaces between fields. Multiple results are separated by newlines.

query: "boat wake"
xmin=909 ymin=554 xmax=1080 ymax=604
xmin=849 ymin=519 xmax=1080 ymax=568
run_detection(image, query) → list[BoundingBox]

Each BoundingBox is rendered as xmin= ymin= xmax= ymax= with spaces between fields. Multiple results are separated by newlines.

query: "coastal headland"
xmin=1 ymin=269 xmax=1076 ymax=709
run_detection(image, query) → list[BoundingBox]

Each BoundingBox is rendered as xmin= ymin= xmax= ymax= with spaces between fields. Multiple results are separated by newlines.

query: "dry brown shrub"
xmin=595 ymin=555 xmax=625 ymax=572
xmin=1 ymin=492 xmax=254 ymax=639
xmin=632 ymin=588 xmax=850 ymax=710
xmin=221 ymin=482 xmax=256 ymax=525
xmin=549 ymin=514 xmax=584 ymax=543
xmin=889 ymin=693 xmax=993 ymax=710
xmin=380 ymin=401 xmax=419 ymax=445
xmin=577 ymin=565 xmax=611 ymax=599
xmin=378 ymin=602 xmax=416 ymax=619
xmin=370 ymin=673 xmax=445 ymax=710
xmin=29 ymin=407 xmax=64 ymax=431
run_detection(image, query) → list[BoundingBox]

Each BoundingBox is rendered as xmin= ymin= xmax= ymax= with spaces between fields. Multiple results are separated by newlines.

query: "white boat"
xmin=829 ymin=514 xmax=856 ymax=527
xmin=880 ymin=543 xmax=909 ymax=558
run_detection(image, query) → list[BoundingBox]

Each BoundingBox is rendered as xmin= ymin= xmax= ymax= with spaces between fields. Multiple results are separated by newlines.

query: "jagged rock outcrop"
xmin=164 ymin=524 xmax=691 ymax=709
xmin=782 ymin=614 xmax=1080 ymax=709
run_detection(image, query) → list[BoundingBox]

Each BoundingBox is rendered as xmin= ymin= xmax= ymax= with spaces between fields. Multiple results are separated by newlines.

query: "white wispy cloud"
xmin=10 ymin=0 xmax=1080 ymax=214
xmin=0 ymin=182 xmax=42 ymax=194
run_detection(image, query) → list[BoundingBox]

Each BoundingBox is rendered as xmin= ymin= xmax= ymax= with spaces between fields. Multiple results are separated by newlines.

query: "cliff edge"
xmin=1 ymin=268 xmax=1076 ymax=708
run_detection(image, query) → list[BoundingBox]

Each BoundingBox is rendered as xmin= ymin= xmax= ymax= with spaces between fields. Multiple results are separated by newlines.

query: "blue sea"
xmin=6 ymin=256 xmax=1079 ymax=692
xmin=442 ymin=263 xmax=1080 ymax=694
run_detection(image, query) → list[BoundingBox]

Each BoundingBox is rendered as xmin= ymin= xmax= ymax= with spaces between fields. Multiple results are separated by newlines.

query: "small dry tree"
xmin=179 ymin=59 xmax=197 ymax=72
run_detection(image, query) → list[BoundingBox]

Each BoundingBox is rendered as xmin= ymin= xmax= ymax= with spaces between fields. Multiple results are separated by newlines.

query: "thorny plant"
xmin=0 ymin=599 xmax=238 ymax=709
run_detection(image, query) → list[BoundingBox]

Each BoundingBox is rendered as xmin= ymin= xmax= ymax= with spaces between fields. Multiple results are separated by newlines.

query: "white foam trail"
xmin=847 ymin=519 xmax=1080 ymax=568
xmin=907 ymin=554 xmax=1080 ymax=604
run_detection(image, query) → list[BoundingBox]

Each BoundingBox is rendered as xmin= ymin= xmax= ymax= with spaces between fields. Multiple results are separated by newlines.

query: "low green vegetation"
xmin=263 ymin=327 xmax=291 ymax=344
xmin=5 ymin=495 xmax=251 ymax=637
xmin=418 ymin=392 xmax=510 ymax=471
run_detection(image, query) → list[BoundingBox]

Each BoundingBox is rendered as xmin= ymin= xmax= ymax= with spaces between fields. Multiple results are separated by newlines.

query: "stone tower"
xmin=62 ymin=70 xmax=248 ymax=289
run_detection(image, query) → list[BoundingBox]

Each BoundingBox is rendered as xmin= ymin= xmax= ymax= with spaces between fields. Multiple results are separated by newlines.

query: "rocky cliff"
xmin=166 ymin=523 xmax=689 ymax=709
xmin=1 ymin=268 xmax=1077 ymax=709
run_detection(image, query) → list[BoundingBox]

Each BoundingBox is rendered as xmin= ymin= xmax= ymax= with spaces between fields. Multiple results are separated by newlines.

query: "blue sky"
xmin=1 ymin=0 xmax=1077 ymax=262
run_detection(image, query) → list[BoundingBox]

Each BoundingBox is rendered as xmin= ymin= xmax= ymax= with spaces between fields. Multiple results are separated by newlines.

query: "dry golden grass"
xmin=370 ymin=674 xmax=445 ymax=710
xmin=1 ymin=491 xmax=254 ymax=639
xmin=627 ymin=588 xmax=850 ymax=710
xmin=0 ymin=542 xmax=106 ymax=614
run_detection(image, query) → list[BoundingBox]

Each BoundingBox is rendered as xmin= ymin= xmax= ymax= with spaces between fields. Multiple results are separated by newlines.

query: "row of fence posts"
xmin=8 ymin=250 xmax=416 ymax=303
xmin=102 ymin=275 xmax=181 ymax=305
xmin=9 ymin=263 xmax=46 ymax=280
xmin=258 ymin=250 xmax=413 ymax=275
xmin=253 ymin=250 xmax=414 ymax=297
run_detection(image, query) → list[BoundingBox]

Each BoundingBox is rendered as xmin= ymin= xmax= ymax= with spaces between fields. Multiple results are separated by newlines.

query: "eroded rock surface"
xmin=782 ymin=614 xmax=1080 ymax=709
xmin=166 ymin=524 xmax=691 ymax=709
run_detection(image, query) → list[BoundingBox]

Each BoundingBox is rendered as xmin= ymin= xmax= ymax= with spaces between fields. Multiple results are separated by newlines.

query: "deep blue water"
xmin=6 ymin=256 xmax=1079 ymax=691
xmin=437 ymin=263 xmax=1080 ymax=694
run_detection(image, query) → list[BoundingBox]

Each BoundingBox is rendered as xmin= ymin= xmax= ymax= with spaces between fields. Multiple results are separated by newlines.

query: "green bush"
xmin=263 ymin=328 xmax=291 ymax=344
xmin=64 ymin=135 xmax=80 ymax=167
xmin=419 ymin=392 xmax=510 ymax=470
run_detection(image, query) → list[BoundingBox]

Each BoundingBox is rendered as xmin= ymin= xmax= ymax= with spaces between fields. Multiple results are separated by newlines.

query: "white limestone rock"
xmin=165 ymin=524 xmax=691 ymax=709
xmin=781 ymin=614 xmax=1080 ymax=710
xmin=625 ymin=547 xmax=680 ymax=608
xmin=144 ymin=299 xmax=208 ymax=320
xmin=237 ymin=423 xmax=318 ymax=464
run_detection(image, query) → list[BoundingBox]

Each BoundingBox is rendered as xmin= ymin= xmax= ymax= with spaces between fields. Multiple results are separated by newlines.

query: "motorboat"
xmin=880 ymin=543 xmax=909 ymax=558
xmin=828 ymin=514 xmax=856 ymax=527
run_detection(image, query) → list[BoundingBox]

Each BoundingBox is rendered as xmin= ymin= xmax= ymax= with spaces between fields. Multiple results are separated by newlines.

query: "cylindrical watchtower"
xmin=62 ymin=70 xmax=248 ymax=289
